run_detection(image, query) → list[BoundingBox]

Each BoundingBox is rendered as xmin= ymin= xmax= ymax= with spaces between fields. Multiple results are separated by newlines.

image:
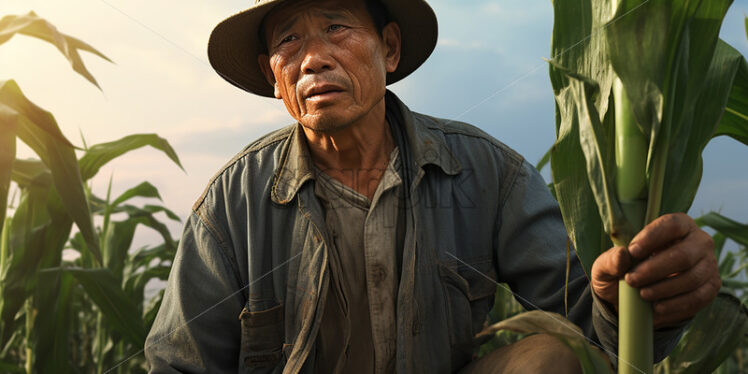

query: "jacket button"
xmin=371 ymin=264 xmax=387 ymax=286
xmin=411 ymin=320 xmax=421 ymax=336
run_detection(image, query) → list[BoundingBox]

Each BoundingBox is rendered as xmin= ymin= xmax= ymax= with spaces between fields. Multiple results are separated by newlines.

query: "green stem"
xmin=614 ymin=78 xmax=653 ymax=374
xmin=24 ymin=299 xmax=34 ymax=374
xmin=0 ymin=217 xmax=9 ymax=276
xmin=96 ymin=313 xmax=104 ymax=374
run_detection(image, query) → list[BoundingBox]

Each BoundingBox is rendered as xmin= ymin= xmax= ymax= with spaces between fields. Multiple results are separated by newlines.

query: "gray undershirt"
xmin=313 ymin=147 xmax=403 ymax=374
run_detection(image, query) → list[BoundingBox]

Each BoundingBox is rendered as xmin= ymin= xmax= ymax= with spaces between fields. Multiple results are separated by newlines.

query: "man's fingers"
xmin=628 ymin=213 xmax=692 ymax=259
xmin=652 ymin=277 xmax=721 ymax=328
xmin=638 ymin=257 xmax=716 ymax=301
xmin=595 ymin=246 xmax=633 ymax=279
xmin=591 ymin=246 xmax=632 ymax=305
xmin=625 ymin=228 xmax=714 ymax=288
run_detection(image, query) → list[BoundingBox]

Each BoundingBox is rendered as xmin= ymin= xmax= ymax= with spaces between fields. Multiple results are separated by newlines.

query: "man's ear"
xmin=257 ymin=54 xmax=281 ymax=99
xmin=381 ymin=22 xmax=401 ymax=73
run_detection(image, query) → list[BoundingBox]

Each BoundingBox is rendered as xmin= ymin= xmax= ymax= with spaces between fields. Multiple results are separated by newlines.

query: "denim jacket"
xmin=145 ymin=91 xmax=681 ymax=373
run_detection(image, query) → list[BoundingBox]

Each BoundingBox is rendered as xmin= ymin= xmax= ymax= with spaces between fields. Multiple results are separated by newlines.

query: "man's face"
xmin=258 ymin=0 xmax=401 ymax=133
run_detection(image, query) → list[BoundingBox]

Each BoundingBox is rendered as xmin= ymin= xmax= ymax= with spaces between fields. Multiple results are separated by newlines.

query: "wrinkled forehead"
xmin=262 ymin=0 xmax=370 ymax=37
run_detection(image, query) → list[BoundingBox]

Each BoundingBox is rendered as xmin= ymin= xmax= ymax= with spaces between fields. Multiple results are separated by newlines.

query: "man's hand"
xmin=591 ymin=213 xmax=721 ymax=328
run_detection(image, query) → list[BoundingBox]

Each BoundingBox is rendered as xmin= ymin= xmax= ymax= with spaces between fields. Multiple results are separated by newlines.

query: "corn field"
xmin=1 ymin=4 xmax=747 ymax=374
xmin=0 ymin=12 xmax=183 ymax=373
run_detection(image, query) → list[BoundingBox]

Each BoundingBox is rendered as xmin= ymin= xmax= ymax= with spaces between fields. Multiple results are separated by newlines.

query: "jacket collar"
xmin=271 ymin=90 xmax=462 ymax=205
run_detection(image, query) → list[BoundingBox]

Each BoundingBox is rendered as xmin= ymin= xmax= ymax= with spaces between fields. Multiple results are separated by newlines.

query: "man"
xmin=145 ymin=0 xmax=721 ymax=372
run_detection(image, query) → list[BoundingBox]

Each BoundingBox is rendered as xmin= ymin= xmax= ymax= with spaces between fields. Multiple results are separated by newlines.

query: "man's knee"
xmin=461 ymin=334 xmax=582 ymax=374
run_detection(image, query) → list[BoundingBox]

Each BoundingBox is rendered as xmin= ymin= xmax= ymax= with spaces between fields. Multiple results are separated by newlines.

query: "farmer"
xmin=145 ymin=0 xmax=721 ymax=372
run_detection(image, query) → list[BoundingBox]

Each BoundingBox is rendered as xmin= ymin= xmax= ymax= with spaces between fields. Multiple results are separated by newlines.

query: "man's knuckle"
xmin=670 ymin=249 xmax=691 ymax=269
xmin=694 ymin=285 xmax=713 ymax=305
xmin=702 ymin=232 xmax=715 ymax=250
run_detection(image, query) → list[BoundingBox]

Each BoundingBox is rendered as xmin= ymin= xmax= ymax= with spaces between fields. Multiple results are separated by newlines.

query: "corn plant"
xmin=0 ymin=12 xmax=183 ymax=373
xmin=549 ymin=0 xmax=748 ymax=372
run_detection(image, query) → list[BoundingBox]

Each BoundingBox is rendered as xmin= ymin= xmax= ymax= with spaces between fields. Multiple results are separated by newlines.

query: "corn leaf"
xmin=102 ymin=204 xmax=177 ymax=285
xmin=123 ymin=265 xmax=170 ymax=316
xmin=79 ymin=134 xmax=184 ymax=181
xmin=55 ymin=267 xmax=147 ymax=348
xmin=0 ymin=104 xmax=16 ymax=236
xmin=32 ymin=269 xmax=74 ymax=374
xmin=549 ymin=0 xmax=616 ymax=275
xmin=658 ymin=293 xmax=748 ymax=373
xmin=695 ymin=212 xmax=748 ymax=247
xmin=714 ymin=56 xmax=748 ymax=146
xmin=0 ymin=12 xmax=111 ymax=88
xmin=478 ymin=311 xmax=614 ymax=374
xmin=536 ymin=147 xmax=552 ymax=171
xmin=10 ymin=159 xmax=51 ymax=189
xmin=111 ymin=181 xmax=162 ymax=207
xmin=1 ymin=186 xmax=52 ymax=345
xmin=1 ymin=80 xmax=101 ymax=263
xmin=605 ymin=0 xmax=739 ymax=216
xmin=143 ymin=288 xmax=165 ymax=332
xmin=549 ymin=0 xmax=747 ymax=272
xmin=129 ymin=243 xmax=176 ymax=270
xmin=0 ymin=361 xmax=23 ymax=373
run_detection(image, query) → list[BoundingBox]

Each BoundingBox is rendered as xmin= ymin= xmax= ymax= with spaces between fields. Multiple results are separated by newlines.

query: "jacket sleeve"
xmin=145 ymin=212 xmax=245 ymax=373
xmin=495 ymin=159 xmax=684 ymax=364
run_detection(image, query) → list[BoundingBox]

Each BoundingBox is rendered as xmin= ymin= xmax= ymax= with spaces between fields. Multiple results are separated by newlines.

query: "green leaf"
xmin=103 ymin=219 xmax=138 ymax=280
xmin=536 ymin=146 xmax=552 ymax=172
xmin=661 ymin=41 xmax=746 ymax=214
xmin=0 ymin=183 xmax=76 ymax=346
xmin=0 ymin=361 xmax=24 ymax=373
xmin=695 ymin=212 xmax=748 ymax=247
xmin=1 ymin=80 xmax=101 ymax=263
xmin=606 ymin=0 xmax=736 ymax=218
xmin=549 ymin=69 xmax=616 ymax=274
xmin=10 ymin=159 xmax=51 ymax=189
xmin=712 ymin=232 xmax=727 ymax=260
xmin=661 ymin=293 xmax=748 ymax=374
xmin=143 ymin=288 xmax=165 ymax=331
xmin=111 ymin=181 xmax=162 ymax=207
xmin=549 ymin=0 xmax=616 ymax=276
xmin=478 ymin=311 xmax=614 ymax=374
xmin=129 ymin=243 xmax=176 ymax=270
xmin=49 ymin=267 xmax=147 ymax=348
xmin=78 ymin=134 xmax=184 ymax=181
xmin=0 ymin=104 xmax=16 ymax=236
xmin=123 ymin=265 xmax=170 ymax=318
xmin=0 ymin=11 xmax=111 ymax=88
xmin=714 ymin=56 xmax=748 ymax=146
xmin=719 ymin=251 xmax=736 ymax=277
xmin=32 ymin=269 xmax=74 ymax=374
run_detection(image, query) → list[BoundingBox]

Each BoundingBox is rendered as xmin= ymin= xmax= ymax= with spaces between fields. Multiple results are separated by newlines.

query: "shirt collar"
xmin=271 ymin=90 xmax=462 ymax=205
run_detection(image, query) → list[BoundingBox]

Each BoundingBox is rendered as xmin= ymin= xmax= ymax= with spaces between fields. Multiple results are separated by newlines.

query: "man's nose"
xmin=300 ymin=36 xmax=336 ymax=74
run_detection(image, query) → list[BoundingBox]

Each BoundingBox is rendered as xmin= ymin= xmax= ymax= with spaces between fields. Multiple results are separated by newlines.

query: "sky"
xmin=1 ymin=0 xmax=747 ymax=256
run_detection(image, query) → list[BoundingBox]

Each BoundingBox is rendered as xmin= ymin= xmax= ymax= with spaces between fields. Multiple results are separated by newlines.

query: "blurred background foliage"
xmin=0 ymin=12 xmax=182 ymax=373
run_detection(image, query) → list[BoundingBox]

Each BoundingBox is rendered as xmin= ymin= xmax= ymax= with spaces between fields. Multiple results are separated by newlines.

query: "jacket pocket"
xmin=239 ymin=303 xmax=285 ymax=373
xmin=439 ymin=261 xmax=497 ymax=353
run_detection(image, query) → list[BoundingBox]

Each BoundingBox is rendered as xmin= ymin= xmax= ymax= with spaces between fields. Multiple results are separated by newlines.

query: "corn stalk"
xmin=549 ymin=0 xmax=748 ymax=372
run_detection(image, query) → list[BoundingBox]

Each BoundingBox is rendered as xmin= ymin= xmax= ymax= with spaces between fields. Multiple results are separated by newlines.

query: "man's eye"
xmin=279 ymin=35 xmax=297 ymax=45
xmin=328 ymin=24 xmax=345 ymax=32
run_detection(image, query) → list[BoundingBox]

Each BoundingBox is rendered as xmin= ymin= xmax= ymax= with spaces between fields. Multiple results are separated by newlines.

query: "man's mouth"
xmin=304 ymin=84 xmax=345 ymax=101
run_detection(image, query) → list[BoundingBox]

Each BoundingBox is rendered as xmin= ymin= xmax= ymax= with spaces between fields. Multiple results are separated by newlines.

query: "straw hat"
xmin=207 ymin=0 xmax=438 ymax=97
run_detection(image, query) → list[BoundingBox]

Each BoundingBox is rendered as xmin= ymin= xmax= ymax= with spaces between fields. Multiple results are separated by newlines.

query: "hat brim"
xmin=207 ymin=0 xmax=438 ymax=97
